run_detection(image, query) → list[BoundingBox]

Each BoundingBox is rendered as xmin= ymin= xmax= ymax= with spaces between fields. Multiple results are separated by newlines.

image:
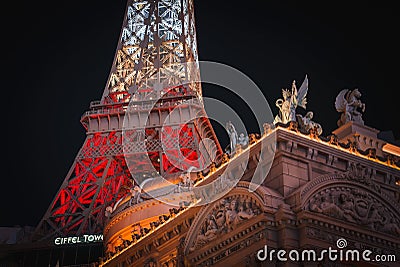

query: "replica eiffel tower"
xmin=34 ymin=0 xmax=223 ymax=241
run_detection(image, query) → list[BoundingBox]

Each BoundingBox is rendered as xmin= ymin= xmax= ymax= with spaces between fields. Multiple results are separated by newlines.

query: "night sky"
xmin=2 ymin=1 xmax=399 ymax=228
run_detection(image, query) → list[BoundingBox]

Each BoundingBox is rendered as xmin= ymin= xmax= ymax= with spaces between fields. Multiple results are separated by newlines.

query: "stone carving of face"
xmin=339 ymin=193 xmax=347 ymax=202
xmin=230 ymin=200 xmax=237 ymax=210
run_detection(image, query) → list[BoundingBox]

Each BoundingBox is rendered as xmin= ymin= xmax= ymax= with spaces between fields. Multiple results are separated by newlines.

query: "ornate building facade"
xmin=99 ymin=118 xmax=400 ymax=266
xmin=72 ymin=0 xmax=400 ymax=266
xmin=1 ymin=1 xmax=399 ymax=267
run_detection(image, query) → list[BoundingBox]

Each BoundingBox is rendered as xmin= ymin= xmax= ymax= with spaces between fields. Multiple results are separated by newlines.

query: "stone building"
xmin=3 ymin=0 xmax=398 ymax=266
xmin=99 ymin=117 xmax=400 ymax=266
xmin=92 ymin=1 xmax=400 ymax=266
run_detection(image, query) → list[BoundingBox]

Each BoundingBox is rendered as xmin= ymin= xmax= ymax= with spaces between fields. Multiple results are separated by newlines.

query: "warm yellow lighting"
xmin=100 ymin=125 xmax=399 ymax=266
xmin=383 ymin=143 xmax=400 ymax=157
xmin=100 ymin=200 xmax=200 ymax=266
xmin=276 ymin=126 xmax=400 ymax=171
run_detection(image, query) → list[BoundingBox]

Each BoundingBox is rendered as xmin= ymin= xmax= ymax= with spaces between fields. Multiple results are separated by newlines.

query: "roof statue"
xmin=274 ymin=75 xmax=323 ymax=136
xmin=238 ymin=133 xmax=249 ymax=147
xmin=335 ymin=88 xmax=365 ymax=127
xmin=129 ymin=185 xmax=143 ymax=206
xmin=274 ymin=75 xmax=308 ymax=124
xmin=225 ymin=121 xmax=238 ymax=155
xmin=296 ymin=111 xmax=323 ymax=136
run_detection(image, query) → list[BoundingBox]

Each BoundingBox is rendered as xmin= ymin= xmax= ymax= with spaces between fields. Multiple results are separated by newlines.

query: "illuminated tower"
xmin=35 ymin=0 xmax=222 ymax=241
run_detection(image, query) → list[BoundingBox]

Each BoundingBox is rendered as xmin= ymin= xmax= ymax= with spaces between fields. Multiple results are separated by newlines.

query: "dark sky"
xmin=1 ymin=1 xmax=399 ymax=227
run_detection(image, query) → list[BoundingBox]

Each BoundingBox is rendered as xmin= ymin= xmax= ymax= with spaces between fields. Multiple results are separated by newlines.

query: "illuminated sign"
xmin=54 ymin=234 xmax=103 ymax=245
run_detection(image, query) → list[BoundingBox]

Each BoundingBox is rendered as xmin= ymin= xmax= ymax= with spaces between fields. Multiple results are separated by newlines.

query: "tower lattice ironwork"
xmin=35 ymin=0 xmax=222 ymax=241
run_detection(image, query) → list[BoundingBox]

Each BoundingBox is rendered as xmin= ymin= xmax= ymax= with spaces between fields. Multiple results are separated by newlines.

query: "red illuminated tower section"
xmin=34 ymin=0 xmax=222 ymax=241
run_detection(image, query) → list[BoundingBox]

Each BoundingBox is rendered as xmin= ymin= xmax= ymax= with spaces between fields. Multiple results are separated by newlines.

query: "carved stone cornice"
xmin=188 ymin=220 xmax=268 ymax=266
xmin=297 ymin=213 xmax=400 ymax=264
xmin=297 ymin=211 xmax=400 ymax=248
xmin=275 ymin=127 xmax=400 ymax=172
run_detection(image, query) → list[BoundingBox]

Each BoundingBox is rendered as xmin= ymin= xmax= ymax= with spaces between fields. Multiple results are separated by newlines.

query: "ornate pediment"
xmin=185 ymin=193 xmax=263 ymax=253
xmin=301 ymin=163 xmax=400 ymax=236
xmin=306 ymin=187 xmax=400 ymax=236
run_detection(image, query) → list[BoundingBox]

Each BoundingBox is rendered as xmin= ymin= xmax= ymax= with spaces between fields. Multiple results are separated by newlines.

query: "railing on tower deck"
xmin=90 ymin=100 xmax=101 ymax=108
xmin=81 ymin=106 xmax=126 ymax=120
xmin=81 ymin=96 xmax=203 ymax=120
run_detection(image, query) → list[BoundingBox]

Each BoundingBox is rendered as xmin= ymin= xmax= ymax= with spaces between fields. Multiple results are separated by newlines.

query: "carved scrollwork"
xmin=343 ymin=162 xmax=377 ymax=189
